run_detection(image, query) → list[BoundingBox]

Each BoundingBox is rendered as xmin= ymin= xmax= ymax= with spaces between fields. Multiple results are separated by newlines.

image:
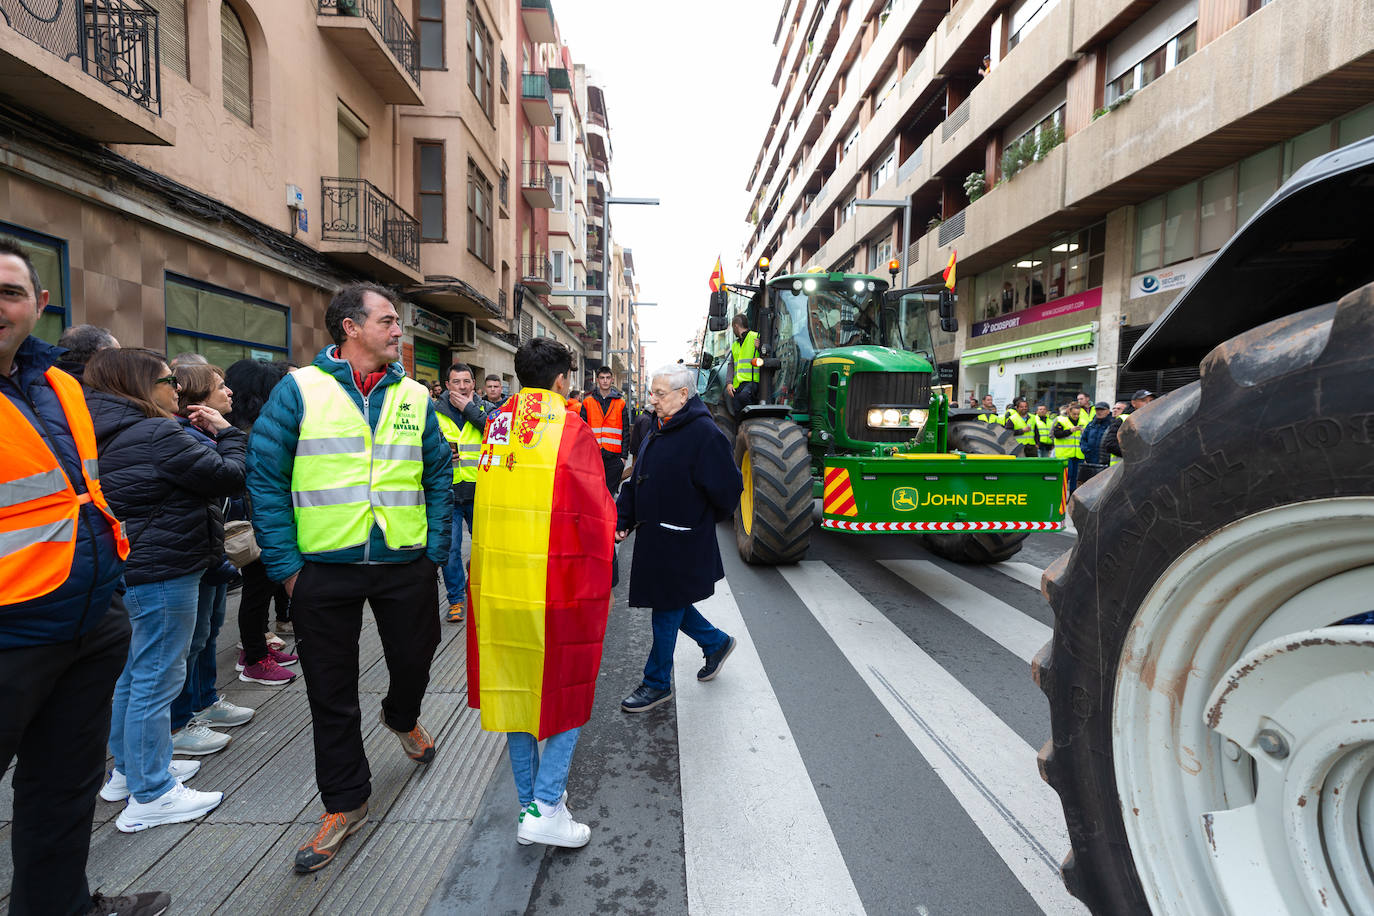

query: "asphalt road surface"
xmin=429 ymin=523 xmax=1088 ymax=916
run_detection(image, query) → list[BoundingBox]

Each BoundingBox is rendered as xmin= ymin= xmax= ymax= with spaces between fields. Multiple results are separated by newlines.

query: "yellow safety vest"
xmin=731 ymin=331 xmax=760 ymax=386
xmin=290 ymin=366 xmax=430 ymax=553
xmin=436 ymin=412 xmax=484 ymax=485
xmin=1054 ymin=415 xmax=1084 ymax=460
xmin=1109 ymin=415 xmax=1127 ymax=466
xmin=978 ymin=410 xmax=1003 ymax=425
xmin=1006 ymin=411 xmax=1035 ymax=447
xmin=1032 ymin=415 xmax=1054 ymax=446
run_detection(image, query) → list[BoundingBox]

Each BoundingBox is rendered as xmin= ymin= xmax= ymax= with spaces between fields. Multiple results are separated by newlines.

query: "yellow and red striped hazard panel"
xmin=823 ymin=466 xmax=859 ymax=517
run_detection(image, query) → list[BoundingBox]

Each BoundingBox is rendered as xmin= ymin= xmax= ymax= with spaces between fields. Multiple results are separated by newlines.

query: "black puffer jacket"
xmin=88 ymin=391 xmax=248 ymax=586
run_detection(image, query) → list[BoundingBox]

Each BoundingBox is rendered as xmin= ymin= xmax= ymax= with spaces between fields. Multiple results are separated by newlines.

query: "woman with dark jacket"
xmin=85 ymin=347 xmax=246 ymax=832
xmin=223 ymin=358 xmax=299 ymax=686
xmin=615 ymin=364 xmax=744 ymax=713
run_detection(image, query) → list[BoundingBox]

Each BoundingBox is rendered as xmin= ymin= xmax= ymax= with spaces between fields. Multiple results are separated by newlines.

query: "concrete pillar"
xmin=1093 ymin=207 xmax=1132 ymax=403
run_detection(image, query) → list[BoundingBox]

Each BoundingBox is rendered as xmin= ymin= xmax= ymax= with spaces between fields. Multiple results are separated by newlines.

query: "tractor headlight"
xmin=882 ymin=408 xmax=901 ymax=425
xmin=867 ymin=409 xmax=884 ymax=427
xmin=867 ymin=406 xmax=930 ymax=431
xmin=908 ymin=408 xmax=928 ymax=427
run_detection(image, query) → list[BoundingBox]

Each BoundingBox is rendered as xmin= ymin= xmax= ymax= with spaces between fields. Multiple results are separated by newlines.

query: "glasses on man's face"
xmin=650 ymin=386 xmax=687 ymax=400
xmin=153 ymin=375 xmax=180 ymax=388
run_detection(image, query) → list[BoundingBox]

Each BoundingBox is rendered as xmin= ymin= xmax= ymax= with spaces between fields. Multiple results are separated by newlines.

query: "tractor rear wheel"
xmin=733 ymin=418 xmax=812 ymax=565
xmin=920 ymin=420 xmax=1029 ymax=564
xmin=1037 ymin=284 xmax=1374 ymax=915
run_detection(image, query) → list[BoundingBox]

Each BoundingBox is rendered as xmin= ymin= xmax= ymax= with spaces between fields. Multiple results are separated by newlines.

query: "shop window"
xmin=1 ymin=223 xmax=68 ymax=344
xmin=165 ymin=275 xmax=288 ymax=366
xmin=971 ymin=222 xmax=1106 ymax=320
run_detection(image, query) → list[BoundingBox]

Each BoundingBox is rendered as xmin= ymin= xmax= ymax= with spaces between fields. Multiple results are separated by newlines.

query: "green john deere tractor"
xmin=697 ymin=261 xmax=1067 ymax=566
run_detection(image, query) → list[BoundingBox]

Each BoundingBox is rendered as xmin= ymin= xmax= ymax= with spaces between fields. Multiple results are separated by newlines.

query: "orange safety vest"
xmin=0 ymin=367 xmax=130 ymax=604
xmin=583 ymin=396 xmax=625 ymax=454
xmin=566 ymin=398 xmax=581 ymax=415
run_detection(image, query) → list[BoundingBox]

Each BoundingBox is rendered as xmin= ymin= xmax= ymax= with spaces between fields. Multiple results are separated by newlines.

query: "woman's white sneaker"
xmin=99 ymin=761 xmax=202 ymax=802
xmin=170 ymin=721 xmax=231 ymax=755
xmin=115 ymin=781 xmax=223 ymax=832
xmin=516 ymin=798 xmax=590 ymax=848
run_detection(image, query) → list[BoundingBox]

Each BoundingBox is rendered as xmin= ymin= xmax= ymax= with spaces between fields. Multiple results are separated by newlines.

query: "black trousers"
xmin=601 ymin=449 xmax=624 ymax=497
xmin=237 ymin=558 xmax=288 ymax=666
xmin=0 ymin=597 xmax=130 ymax=916
xmin=291 ymin=557 xmax=441 ymax=813
xmin=730 ymin=381 xmax=759 ymax=417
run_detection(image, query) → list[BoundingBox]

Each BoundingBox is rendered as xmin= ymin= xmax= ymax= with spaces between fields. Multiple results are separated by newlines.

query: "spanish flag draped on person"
xmin=467 ymin=338 xmax=616 ymax=742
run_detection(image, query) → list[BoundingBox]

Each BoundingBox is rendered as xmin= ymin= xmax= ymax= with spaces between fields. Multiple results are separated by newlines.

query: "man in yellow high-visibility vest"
xmin=248 ymin=282 xmax=454 ymax=875
xmin=726 ymin=314 xmax=760 ymax=416
xmin=1003 ymin=398 xmax=1036 ymax=457
xmin=434 ymin=361 xmax=493 ymax=624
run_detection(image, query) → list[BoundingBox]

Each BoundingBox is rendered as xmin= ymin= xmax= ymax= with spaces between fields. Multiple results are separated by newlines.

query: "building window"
xmin=866 ymin=237 xmax=894 ymax=272
xmin=416 ymin=141 xmax=445 ymax=241
xmin=869 ymin=145 xmax=896 ymax=193
xmin=467 ymin=1 xmax=493 ymax=117
xmin=971 ymin=223 xmax=1106 ymax=320
xmin=841 ymin=123 xmax=860 ymax=160
xmin=1106 ymin=23 xmax=1197 ymax=105
xmin=552 ymin=251 xmax=564 ymax=285
xmin=1 ymin=223 xmax=68 ymax=344
xmin=418 ymin=0 xmax=443 ymax=69
xmin=553 ymin=110 xmax=563 ymax=143
xmin=146 ymin=0 xmax=188 ymax=79
xmin=551 ymin=175 xmax=564 ymax=211
xmin=467 ymin=159 xmax=494 ymax=265
xmin=839 ymin=195 xmax=855 ymax=226
xmin=1007 ymin=0 xmax=1060 ymax=52
xmin=165 ymin=274 xmax=289 ymax=366
xmin=221 ymin=4 xmax=252 ymax=125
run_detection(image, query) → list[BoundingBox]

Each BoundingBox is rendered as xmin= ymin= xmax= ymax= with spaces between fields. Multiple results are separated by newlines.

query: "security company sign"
xmin=1130 ymin=254 xmax=1213 ymax=300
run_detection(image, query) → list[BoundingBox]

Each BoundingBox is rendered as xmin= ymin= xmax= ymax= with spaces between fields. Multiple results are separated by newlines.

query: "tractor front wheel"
xmin=733 ymin=418 xmax=812 ymax=565
xmin=920 ymin=420 xmax=1029 ymax=564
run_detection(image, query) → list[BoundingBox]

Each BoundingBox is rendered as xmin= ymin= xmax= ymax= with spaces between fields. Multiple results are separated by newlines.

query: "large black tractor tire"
xmin=709 ymin=400 xmax=737 ymax=442
xmin=920 ymin=420 xmax=1029 ymax=564
xmin=1035 ymin=284 xmax=1374 ymax=914
xmin=733 ymin=418 xmax=812 ymax=565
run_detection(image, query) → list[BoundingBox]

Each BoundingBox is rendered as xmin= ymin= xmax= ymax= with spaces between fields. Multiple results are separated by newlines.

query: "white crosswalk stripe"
xmin=991 ymin=560 xmax=1048 ymax=592
xmin=776 ymin=561 xmax=1087 ymax=916
xmin=675 ymin=578 xmax=867 ymax=916
xmin=878 ymin=559 xmax=1051 ymax=664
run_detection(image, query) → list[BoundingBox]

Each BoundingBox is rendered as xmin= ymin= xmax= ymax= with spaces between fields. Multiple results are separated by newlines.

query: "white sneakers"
xmin=516 ymin=797 xmax=590 ymax=848
xmin=115 ymin=781 xmax=223 ymax=833
xmin=100 ymin=760 xmax=202 ymax=802
xmin=193 ymin=698 xmax=254 ymax=727
xmin=171 ymin=720 xmax=231 ymax=755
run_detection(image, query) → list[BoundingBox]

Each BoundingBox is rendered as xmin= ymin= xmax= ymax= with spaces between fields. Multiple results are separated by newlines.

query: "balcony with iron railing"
xmin=520 ymin=159 xmax=554 ymax=208
xmin=317 ymin=0 xmax=422 ymax=106
xmin=520 ymin=254 xmax=552 ymax=293
xmin=520 ymin=0 xmax=555 ymax=44
xmin=0 ymin=0 xmax=173 ymax=144
xmin=520 ymin=71 xmax=554 ymax=126
xmin=320 ymin=177 xmax=422 ymax=283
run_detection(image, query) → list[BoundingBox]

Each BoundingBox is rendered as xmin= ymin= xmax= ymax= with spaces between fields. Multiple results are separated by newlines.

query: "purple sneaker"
xmin=238 ymin=657 xmax=298 ymax=687
xmin=236 ymin=646 xmax=298 ymax=671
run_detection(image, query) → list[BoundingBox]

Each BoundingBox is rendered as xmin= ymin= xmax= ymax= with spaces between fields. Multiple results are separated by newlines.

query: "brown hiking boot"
xmin=378 ymin=710 xmax=435 ymax=763
xmin=293 ymin=804 xmax=368 ymax=873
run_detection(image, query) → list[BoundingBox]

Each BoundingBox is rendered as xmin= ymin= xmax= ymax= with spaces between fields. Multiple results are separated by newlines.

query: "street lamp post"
xmin=855 ymin=197 xmax=912 ymax=287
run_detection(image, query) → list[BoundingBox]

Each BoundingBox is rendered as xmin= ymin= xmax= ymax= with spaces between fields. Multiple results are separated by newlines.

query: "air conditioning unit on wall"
xmin=454 ymin=317 xmax=478 ymax=350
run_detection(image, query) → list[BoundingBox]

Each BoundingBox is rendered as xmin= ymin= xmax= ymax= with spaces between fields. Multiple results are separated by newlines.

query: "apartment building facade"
xmin=0 ymin=0 xmax=638 ymax=397
xmin=741 ymin=0 xmax=1374 ymax=407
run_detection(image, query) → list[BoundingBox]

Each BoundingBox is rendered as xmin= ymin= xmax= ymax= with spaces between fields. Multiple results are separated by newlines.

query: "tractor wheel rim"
xmin=1112 ymin=497 xmax=1374 ymax=915
xmin=740 ymin=451 xmax=754 ymax=537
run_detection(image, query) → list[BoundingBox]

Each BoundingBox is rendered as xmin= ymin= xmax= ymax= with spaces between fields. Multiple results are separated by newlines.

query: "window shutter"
xmin=221 ymin=4 xmax=252 ymax=125
xmin=147 ymin=0 xmax=188 ymax=80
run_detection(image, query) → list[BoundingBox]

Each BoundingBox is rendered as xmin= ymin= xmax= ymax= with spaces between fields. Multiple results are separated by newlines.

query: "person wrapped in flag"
xmin=467 ymin=337 xmax=617 ymax=848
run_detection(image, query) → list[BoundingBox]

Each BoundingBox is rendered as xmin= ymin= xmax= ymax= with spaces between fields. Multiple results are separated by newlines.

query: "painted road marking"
xmin=991 ymin=561 xmax=1047 ymax=593
xmin=778 ymin=562 xmax=1087 ymax=916
xmin=878 ymin=559 xmax=1051 ymax=664
xmin=675 ymin=579 xmax=866 ymax=916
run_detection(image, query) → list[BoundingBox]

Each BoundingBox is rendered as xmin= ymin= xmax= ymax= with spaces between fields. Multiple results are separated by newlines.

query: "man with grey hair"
xmin=55 ymin=324 xmax=118 ymax=381
xmin=616 ymin=363 xmax=742 ymax=713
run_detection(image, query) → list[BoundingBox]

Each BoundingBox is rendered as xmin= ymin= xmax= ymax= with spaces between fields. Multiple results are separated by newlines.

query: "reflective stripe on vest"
xmin=1006 ymin=412 xmax=1035 ymax=446
xmin=583 ymin=396 xmax=625 ymax=453
xmin=978 ymin=411 xmax=1003 ymax=425
xmin=731 ymin=331 xmax=760 ymax=385
xmin=1054 ymin=416 xmax=1084 ymax=460
xmin=289 ymin=366 xmax=430 ymax=553
xmin=0 ymin=366 xmax=130 ymax=605
xmin=1033 ymin=416 xmax=1054 ymax=445
xmin=435 ymin=411 xmax=484 ymax=484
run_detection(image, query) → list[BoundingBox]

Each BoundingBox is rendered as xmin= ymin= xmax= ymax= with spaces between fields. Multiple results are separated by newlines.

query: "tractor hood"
xmin=812 ymin=345 xmax=935 ymax=374
xmin=1128 ymin=136 xmax=1374 ymax=371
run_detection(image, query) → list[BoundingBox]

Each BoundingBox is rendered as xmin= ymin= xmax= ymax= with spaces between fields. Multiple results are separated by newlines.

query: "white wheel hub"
xmin=1112 ymin=498 xmax=1374 ymax=916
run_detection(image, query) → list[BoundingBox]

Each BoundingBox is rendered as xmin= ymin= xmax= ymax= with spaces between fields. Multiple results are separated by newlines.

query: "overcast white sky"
xmin=553 ymin=0 xmax=781 ymax=375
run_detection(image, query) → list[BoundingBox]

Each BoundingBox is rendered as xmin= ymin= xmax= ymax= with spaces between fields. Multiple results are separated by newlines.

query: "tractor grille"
xmin=845 ymin=371 xmax=933 ymax=443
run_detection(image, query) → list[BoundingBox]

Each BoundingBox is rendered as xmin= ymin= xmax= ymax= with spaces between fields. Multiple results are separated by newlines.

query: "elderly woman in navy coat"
xmin=615 ymin=364 xmax=744 ymax=712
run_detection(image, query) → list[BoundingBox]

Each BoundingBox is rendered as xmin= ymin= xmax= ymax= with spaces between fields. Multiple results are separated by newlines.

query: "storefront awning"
xmin=959 ymin=323 xmax=1096 ymax=367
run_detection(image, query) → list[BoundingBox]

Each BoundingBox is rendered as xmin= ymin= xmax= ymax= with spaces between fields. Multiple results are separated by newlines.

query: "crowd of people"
xmin=2 ymin=236 xmax=744 ymax=914
xmin=971 ymin=387 xmax=1156 ymax=489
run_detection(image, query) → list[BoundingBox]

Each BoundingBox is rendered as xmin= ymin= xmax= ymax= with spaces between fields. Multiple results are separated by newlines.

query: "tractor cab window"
xmin=891 ymin=292 xmax=942 ymax=360
xmin=792 ymin=279 xmax=884 ymax=351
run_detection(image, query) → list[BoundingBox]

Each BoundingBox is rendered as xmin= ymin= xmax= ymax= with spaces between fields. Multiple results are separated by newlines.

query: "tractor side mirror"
xmin=707 ymin=315 xmax=728 ymax=332
xmin=708 ymin=290 xmax=728 ymax=318
xmin=939 ymin=289 xmax=958 ymax=333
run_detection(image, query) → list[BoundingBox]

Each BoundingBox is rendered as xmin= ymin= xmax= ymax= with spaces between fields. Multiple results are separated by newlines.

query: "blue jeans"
xmin=643 ymin=605 xmax=730 ymax=692
xmin=109 ymin=571 xmax=203 ymax=802
xmin=442 ymin=500 xmax=475 ymax=606
xmin=170 ymin=580 xmax=227 ymax=731
xmin=1065 ymin=457 xmax=1081 ymax=494
xmin=507 ymin=727 xmax=581 ymax=808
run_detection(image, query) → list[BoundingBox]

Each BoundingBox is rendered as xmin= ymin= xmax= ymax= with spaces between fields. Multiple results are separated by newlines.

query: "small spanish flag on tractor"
xmin=709 ymin=256 xmax=725 ymax=293
xmin=823 ymin=466 xmax=860 ymax=517
xmin=943 ymin=249 xmax=957 ymax=290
